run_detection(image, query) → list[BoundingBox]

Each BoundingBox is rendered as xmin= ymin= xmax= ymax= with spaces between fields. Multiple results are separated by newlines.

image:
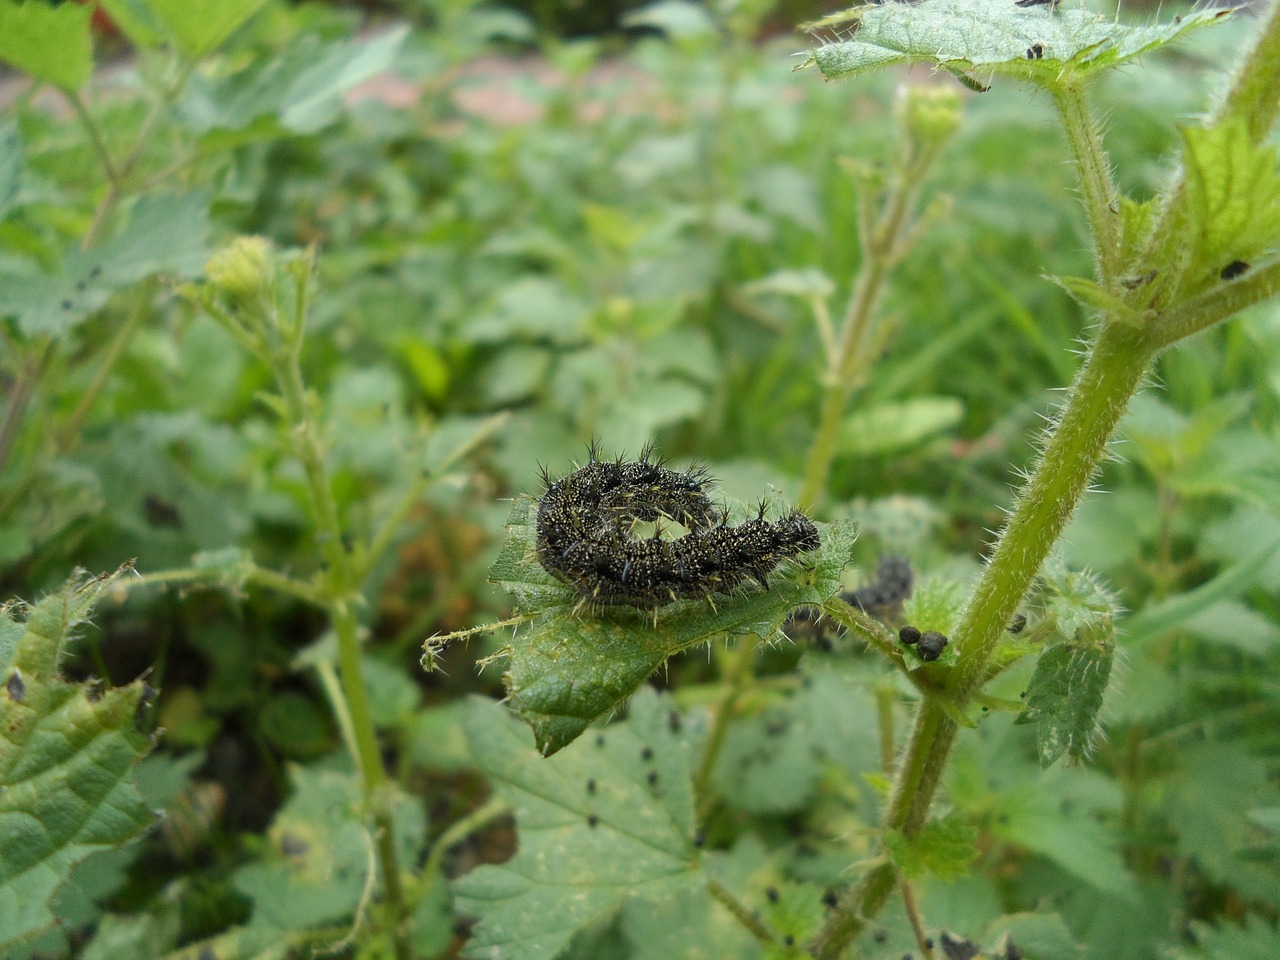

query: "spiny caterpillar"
xmin=535 ymin=443 xmax=820 ymax=610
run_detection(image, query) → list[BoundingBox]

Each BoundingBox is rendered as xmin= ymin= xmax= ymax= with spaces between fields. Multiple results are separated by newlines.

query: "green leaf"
xmin=885 ymin=813 xmax=978 ymax=881
xmin=1049 ymin=275 xmax=1149 ymax=328
xmin=1170 ymin=918 xmax=1280 ymax=960
xmin=489 ymin=498 xmax=855 ymax=755
xmin=742 ymin=267 xmax=836 ymax=301
xmin=840 ymin=396 xmax=964 ymax=457
xmin=711 ymin=659 xmax=879 ymax=814
xmin=806 ymin=0 xmax=1227 ymax=89
xmin=984 ymin=912 xmax=1085 ymax=960
xmin=1169 ymin=120 xmax=1280 ymax=296
xmin=0 ymin=118 xmax=22 ymax=222
xmin=0 ymin=565 xmax=156 ymax=951
xmin=145 ymin=0 xmax=269 ymax=58
xmin=0 ymin=2 xmax=93 ymax=92
xmin=455 ymin=689 xmax=699 ymax=960
xmin=96 ymin=0 xmax=167 ymax=50
xmin=178 ymin=28 xmax=408 ymax=135
xmin=0 ymin=193 xmax=212 ymax=338
xmin=1014 ymin=620 xmax=1114 ymax=768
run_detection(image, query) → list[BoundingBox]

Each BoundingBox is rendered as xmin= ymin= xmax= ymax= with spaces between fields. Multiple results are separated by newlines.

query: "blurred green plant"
xmin=2 ymin=0 xmax=1279 ymax=958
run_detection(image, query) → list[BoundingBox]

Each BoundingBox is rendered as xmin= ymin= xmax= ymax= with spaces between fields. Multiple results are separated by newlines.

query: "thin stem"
xmin=1149 ymin=257 xmax=1280 ymax=351
xmin=900 ymin=879 xmax=934 ymax=958
xmin=0 ymin=340 xmax=54 ymax=474
xmin=694 ymin=637 xmax=758 ymax=819
xmin=67 ymin=91 xmax=122 ymax=186
xmin=258 ymin=278 xmax=411 ymax=960
xmin=421 ymin=797 xmax=512 ymax=884
xmin=707 ymin=877 xmax=776 ymax=946
xmin=56 ymin=299 xmax=147 ymax=450
xmin=135 ymin=562 xmax=321 ymax=605
xmin=1050 ymin=81 xmax=1120 ymax=286
xmin=800 ymin=134 xmax=942 ymax=508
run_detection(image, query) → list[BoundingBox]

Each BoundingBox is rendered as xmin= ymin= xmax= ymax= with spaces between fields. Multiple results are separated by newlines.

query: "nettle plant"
xmin=430 ymin=2 xmax=1280 ymax=959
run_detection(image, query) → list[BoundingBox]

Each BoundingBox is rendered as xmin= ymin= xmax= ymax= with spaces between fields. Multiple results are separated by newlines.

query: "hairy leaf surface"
xmin=807 ymin=0 xmax=1226 ymax=89
xmin=0 ymin=566 xmax=155 ymax=950
xmin=455 ymin=689 xmax=698 ymax=960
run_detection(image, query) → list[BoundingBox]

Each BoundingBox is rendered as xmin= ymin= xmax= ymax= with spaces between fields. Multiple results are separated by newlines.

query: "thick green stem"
xmin=1050 ymin=81 xmax=1120 ymax=285
xmin=949 ymin=324 xmax=1150 ymax=695
xmin=812 ymin=699 xmax=957 ymax=958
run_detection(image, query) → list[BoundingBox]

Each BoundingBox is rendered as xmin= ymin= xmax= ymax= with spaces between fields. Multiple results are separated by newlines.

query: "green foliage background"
xmin=1 ymin=0 xmax=1278 ymax=958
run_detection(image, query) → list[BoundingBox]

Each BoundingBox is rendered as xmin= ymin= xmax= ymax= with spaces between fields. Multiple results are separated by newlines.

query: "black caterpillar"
xmin=535 ymin=444 xmax=820 ymax=610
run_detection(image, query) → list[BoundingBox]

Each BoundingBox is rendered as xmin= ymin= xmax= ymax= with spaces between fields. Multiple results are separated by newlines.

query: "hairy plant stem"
xmin=800 ymin=129 xmax=943 ymax=508
xmin=708 ymin=877 xmax=777 ymax=946
xmin=246 ymin=266 xmax=410 ymax=960
xmin=1050 ymin=81 xmax=1120 ymax=285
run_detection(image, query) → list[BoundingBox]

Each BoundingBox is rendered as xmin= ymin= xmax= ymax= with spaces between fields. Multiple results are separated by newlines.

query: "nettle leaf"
xmin=0 ymin=193 xmax=212 ymax=339
xmin=840 ymin=396 xmax=964 ymax=458
xmin=145 ymin=0 xmax=269 ymax=59
xmin=0 ymin=1 xmax=93 ymax=92
xmin=487 ymin=498 xmax=855 ymax=755
xmin=1015 ymin=619 xmax=1114 ymax=768
xmin=806 ymin=0 xmax=1226 ymax=90
xmin=885 ymin=813 xmax=978 ymax=881
xmin=455 ymin=689 xmax=699 ymax=960
xmin=0 ymin=565 xmax=156 ymax=951
xmin=1170 ymin=120 xmax=1280 ymax=296
xmin=711 ymin=659 xmax=879 ymax=815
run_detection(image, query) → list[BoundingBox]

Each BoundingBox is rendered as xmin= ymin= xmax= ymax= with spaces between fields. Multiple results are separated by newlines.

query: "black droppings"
xmin=917 ymin=630 xmax=948 ymax=661
xmin=765 ymin=886 xmax=779 ymax=903
xmin=1221 ymin=259 xmax=1249 ymax=280
xmin=899 ymin=625 xmax=922 ymax=645
xmin=6 ymin=672 xmax=23 ymax=702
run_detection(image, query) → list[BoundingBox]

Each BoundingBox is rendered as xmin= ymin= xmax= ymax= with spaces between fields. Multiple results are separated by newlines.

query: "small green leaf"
xmin=1049 ymin=275 xmax=1150 ymax=328
xmin=0 ymin=193 xmax=212 ymax=339
xmin=0 ymin=565 xmax=156 ymax=951
xmin=806 ymin=0 xmax=1226 ymax=90
xmin=840 ymin=396 xmax=964 ymax=457
xmin=1015 ymin=620 xmax=1114 ymax=768
xmin=455 ymin=689 xmax=698 ymax=960
xmin=742 ymin=267 xmax=836 ymax=301
xmin=885 ymin=813 xmax=978 ymax=881
xmin=1169 ymin=120 xmax=1280 ymax=297
xmin=489 ymin=499 xmax=854 ymax=755
xmin=0 ymin=2 xmax=93 ymax=92
xmin=145 ymin=0 xmax=268 ymax=58
xmin=984 ymin=912 xmax=1085 ymax=960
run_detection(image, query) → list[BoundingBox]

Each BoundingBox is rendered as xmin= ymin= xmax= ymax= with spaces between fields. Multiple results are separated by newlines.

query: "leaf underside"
xmin=806 ymin=0 xmax=1229 ymax=88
